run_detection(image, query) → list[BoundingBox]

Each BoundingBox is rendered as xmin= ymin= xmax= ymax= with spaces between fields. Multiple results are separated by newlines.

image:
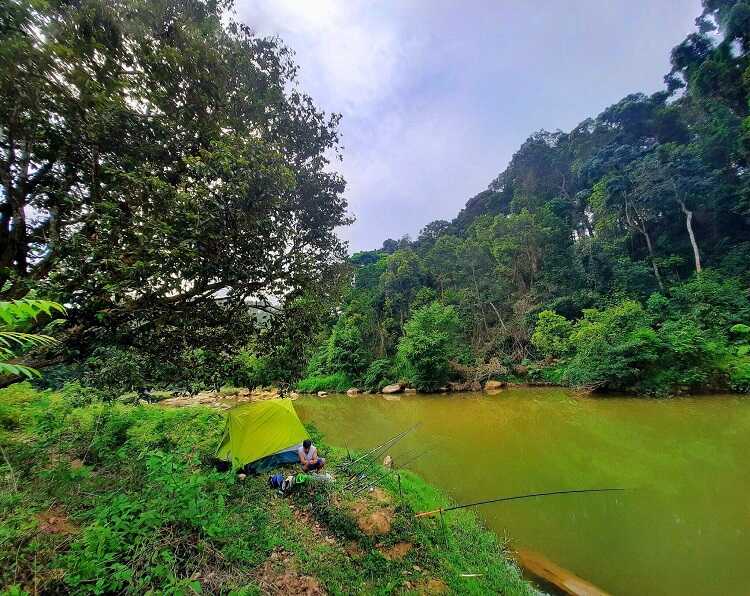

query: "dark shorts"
xmin=304 ymin=457 xmax=325 ymax=471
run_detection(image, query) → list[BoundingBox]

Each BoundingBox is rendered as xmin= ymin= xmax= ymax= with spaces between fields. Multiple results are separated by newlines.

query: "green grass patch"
xmin=296 ymin=373 xmax=352 ymax=393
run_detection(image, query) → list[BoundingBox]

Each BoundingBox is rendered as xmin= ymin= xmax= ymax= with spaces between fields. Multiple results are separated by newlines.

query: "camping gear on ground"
xmin=216 ymin=399 xmax=309 ymax=473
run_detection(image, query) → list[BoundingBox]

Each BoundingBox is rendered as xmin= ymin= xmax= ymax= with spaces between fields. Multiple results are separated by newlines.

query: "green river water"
xmin=294 ymin=388 xmax=750 ymax=596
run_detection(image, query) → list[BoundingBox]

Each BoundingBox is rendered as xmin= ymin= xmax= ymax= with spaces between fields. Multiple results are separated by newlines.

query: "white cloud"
xmin=235 ymin=1 xmax=701 ymax=252
xmin=238 ymin=1 xmax=416 ymax=115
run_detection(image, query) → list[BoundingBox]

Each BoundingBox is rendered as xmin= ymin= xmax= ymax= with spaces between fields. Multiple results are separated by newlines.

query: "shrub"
xmin=531 ymin=310 xmax=573 ymax=358
xmin=396 ymin=302 xmax=462 ymax=392
xmin=83 ymin=347 xmax=147 ymax=395
xmin=296 ymin=373 xmax=352 ymax=393
xmin=361 ymin=358 xmax=394 ymax=391
xmin=59 ymin=381 xmax=107 ymax=407
xmin=231 ymin=351 xmax=273 ymax=388
xmin=566 ymin=301 xmax=662 ymax=391
xmin=324 ymin=314 xmax=370 ymax=378
xmin=727 ymin=357 xmax=750 ymax=392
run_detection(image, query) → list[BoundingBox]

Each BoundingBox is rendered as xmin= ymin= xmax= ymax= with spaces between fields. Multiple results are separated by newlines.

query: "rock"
xmin=382 ymin=383 xmax=404 ymax=394
xmin=288 ymin=392 xmax=300 ymax=400
xmin=404 ymin=388 xmax=417 ymax=394
xmin=383 ymin=455 xmax=393 ymax=468
xmin=346 ymin=387 xmax=361 ymax=396
xmin=238 ymin=473 xmax=247 ymax=481
xmin=484 ymin=380 xmax=506 ymax=391
xmin=317 ymin=391 xmax=328 ymax=397
xmin=449 ymin=381 xmax=482 ymax=392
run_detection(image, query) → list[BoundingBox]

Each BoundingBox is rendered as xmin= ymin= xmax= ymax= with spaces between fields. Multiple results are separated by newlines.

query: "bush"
xmin=361 ymin=358 xmax=394 ymax=391
xmin=531 ymin=310 xmax=573 ymax=358
xmin=296 ymin=373 xmax=352 ymax=393
xmin=59 ymin=382 xmax=107 ymax=407
xmin=231 ymin=351 xmax=273 ymax=388
xmin=82 ymin=347 xmax=147 ymax=395
xmin=565 ymin=301 xmax=662 ymax=391
xmin=396 ymin=302 xmax=462 ymax=392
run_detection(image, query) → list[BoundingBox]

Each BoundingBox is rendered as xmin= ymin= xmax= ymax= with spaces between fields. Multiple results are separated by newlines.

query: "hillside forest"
xmin=2 ymin=0 xmax=750 ymax=396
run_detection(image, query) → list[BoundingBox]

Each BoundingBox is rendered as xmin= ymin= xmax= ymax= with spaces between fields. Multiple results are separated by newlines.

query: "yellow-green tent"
xmin=216 ymin=399 xmax=309 ymax=471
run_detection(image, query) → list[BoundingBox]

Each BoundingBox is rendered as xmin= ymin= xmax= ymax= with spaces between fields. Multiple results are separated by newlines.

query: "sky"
xmin=236 ymin=1 xmax=703 ymax=253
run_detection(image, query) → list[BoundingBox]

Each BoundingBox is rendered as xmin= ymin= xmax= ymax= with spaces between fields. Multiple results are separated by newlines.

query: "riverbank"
xmin=0 ymin=382 xmax=535 ymax=595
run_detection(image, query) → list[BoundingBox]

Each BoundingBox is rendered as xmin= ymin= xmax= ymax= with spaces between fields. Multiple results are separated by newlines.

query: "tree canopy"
xmin=1 ymin=0 xmax=349 ymax=355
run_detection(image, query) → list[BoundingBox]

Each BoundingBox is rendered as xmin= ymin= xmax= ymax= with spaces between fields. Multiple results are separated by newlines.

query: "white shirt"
xmin=298 ymin=445 xmax=317 ymax=464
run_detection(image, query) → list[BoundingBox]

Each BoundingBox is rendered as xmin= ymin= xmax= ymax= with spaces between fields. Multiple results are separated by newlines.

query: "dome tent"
xmin=216 ymin=399 xmax=309 ymax=472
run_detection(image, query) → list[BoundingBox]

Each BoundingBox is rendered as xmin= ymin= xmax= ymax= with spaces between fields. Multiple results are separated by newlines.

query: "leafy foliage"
xmin=396 ymin=302 xmax=462 ymax=391
xmin=0 ymin=298 xmax=65 ymax=378
xmin=1 ymin=0 xmax=349 ymax=358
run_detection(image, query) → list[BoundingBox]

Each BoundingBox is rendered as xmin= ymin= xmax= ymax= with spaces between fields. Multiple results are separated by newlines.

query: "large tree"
xmin=0 ymin=0 xmax=349 ymax=349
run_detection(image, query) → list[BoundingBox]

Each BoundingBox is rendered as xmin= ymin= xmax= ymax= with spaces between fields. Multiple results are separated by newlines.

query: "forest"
xmin=297 ymin=1 xmax=750 ymax=395
xmin=1 ymin=0 xmax=750 ymax=399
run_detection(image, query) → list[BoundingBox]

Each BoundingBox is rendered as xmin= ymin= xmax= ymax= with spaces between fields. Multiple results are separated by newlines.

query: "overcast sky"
xmin=236 ymin=1 xmax=702 ymax=253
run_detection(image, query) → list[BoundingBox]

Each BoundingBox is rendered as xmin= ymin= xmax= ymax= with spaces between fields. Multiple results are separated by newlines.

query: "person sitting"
xmin=298 ymin=439 xmax=325 ymax=471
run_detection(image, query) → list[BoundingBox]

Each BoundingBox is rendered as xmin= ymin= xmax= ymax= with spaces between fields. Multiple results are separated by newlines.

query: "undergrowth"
xmin=0 ymin=382 xmax=533 ymax=595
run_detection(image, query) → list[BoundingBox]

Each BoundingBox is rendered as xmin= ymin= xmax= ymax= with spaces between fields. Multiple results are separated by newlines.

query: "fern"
xmin=0 ymin=299 xmax=66 ymax=378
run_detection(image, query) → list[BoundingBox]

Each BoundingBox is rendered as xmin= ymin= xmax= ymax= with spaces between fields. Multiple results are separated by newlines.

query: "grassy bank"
xmin=0 ymin=383 xmax=534 ymax=595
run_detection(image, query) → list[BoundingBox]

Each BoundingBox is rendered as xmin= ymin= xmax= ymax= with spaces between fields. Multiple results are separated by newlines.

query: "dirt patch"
xmin=350 ymin=490 xmax=395 ymax=536
xmin=36 ymin=508 xmax=77 ymax=535
xmin=255 ymin=548 xmax=326 ymax=595
xmin=370 ymin=488 xmax=391 ymax=504
xmin=357 ymin=509 xmax=392 ymax=536
xmin=291 ymin=506 xmax=337 ymax=546
xmin=345 ymin=541 xmax=364 ymax=558
xmin=417 ymin=578 xmax=448 ymax=594
xmin=377 ymin=542 xmax=413 ymax=560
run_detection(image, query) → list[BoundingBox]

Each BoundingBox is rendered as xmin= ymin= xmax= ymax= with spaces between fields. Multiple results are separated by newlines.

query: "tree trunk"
xmin=677 ymin=198 xmax=701 ymax=274
xmin=642 ymin=228 xmax=665 ymax=291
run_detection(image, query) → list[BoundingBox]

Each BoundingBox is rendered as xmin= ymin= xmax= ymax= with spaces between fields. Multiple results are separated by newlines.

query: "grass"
xmin=0 ymin=382 xmax=534 ymax=595
xmin=296 ymin=373 xmax=353 ymax=393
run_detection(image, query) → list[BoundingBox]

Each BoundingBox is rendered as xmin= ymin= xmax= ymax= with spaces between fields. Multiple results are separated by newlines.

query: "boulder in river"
xmin=404 ymin=388 xmax=417 ymax=394
xmin=346 ymin=387 xmax=361 ymax=396
xmin=381 ymin=383 xmax=404 ymax=394
xmin=317 ymin=391 xmax=328 ymax=397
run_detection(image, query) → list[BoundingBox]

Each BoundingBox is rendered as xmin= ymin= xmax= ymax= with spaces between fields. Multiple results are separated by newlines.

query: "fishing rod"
xmin=339 ymin=423 xmax=420 ymax=471
xmin=343 ymin=439 xmax=432 ymax=491
xmin=415 ymin=487 xmax=627 ymax=518
xmin=338 ymin=423 xmax=421 ymax=475
xmin=352 ymin=446 xmax=433 ymax=497
xmin=344 ymin=443 xmax=418 ymax=491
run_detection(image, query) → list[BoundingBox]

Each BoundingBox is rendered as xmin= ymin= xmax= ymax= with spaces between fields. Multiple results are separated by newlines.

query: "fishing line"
xmin=416 ymin=487 xmax=628 ymax=517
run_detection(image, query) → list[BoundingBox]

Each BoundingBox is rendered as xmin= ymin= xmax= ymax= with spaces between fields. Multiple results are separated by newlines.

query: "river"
xmin=294 ymin=388 xmax=750 ymax=596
